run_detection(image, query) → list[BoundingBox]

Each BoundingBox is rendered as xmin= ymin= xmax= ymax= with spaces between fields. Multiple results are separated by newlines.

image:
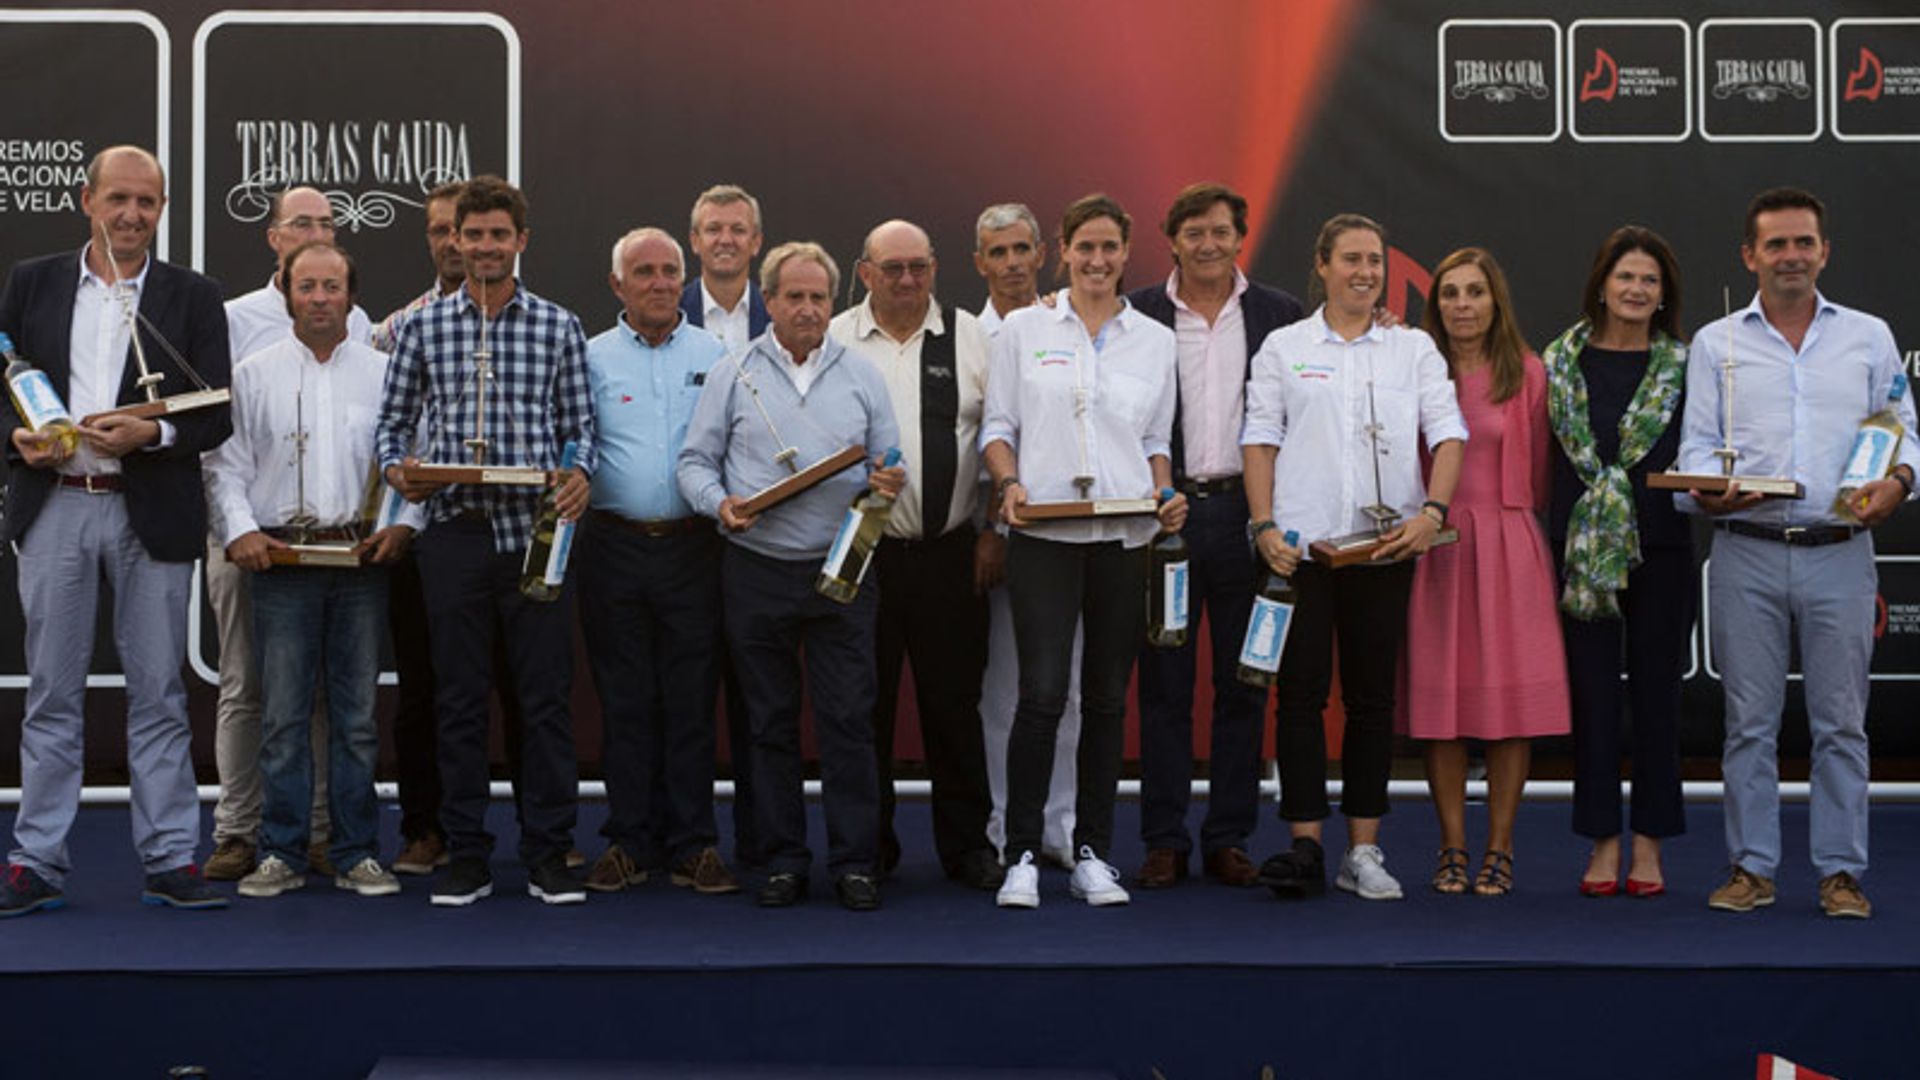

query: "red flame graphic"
xmin=1580 ymin=47 xmax=1618 ymax=103
xmin=1846 ymin=46 xmax=1883 ymax=102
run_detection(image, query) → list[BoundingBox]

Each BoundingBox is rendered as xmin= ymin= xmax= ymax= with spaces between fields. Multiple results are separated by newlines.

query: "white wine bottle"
xmin=1 ymin=331 xmax=80 ymax=455
xmin=816 ymin=447 xmax=903 ymax=604
xmin=1146 ymin=487 xmax=1189 ymax=648
xmin=520 ymin=440 xmax=581 ymax=602
xmin=1237 ymin=529 xmax=1301 ymax=687
xmin=1834 ymin=372 xmax=1908 ymax=523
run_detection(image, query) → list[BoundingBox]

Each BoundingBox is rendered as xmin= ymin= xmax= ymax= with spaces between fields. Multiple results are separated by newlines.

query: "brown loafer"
xmin=1203 ymin=846 xmax=1259 ymax=888
xmin=1137 ymin=847 xmax=1188 ymax=888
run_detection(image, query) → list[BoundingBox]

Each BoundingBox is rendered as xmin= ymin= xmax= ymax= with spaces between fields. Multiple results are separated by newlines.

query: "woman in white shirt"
xmin=980 ymin=193 xmax=1185 ymax=909
xmin=1240 ymin=213 xmax=1466 ymax=901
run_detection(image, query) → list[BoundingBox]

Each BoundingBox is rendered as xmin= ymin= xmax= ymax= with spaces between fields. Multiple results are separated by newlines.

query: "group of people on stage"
xmin=0 ymin=144 xmax=1906 ymax=921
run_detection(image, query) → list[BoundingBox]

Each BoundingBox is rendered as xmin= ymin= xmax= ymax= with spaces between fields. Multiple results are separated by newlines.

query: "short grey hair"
xmin=760 ymin=241 xmax=840 ymax=298
xmin=689 ymin=184 xmax=763 ymax=235
xmin=975 ymin=202 xmax=1042 ymax=252
xmin=609 ymin=227 xmax=685 ymax=280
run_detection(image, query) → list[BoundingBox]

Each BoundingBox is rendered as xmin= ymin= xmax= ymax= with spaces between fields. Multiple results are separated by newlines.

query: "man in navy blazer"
xmin=678 ymin=184 xmax=770 ymax=358
xmin=1125 ymin=182 xmax=1305 ymax=891
xmin=0 ymin=146 xmax=233 ymax=916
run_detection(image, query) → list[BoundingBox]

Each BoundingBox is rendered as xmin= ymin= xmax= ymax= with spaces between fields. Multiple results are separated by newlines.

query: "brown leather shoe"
xmin=1818 ymin=872 xmax=1871 ymax=919
xmin=1137 ymin=847 xmax=1188 ymax=888
xmin=203 ymin=837 xmax=256 ymax=881
xmin=586 ymin=844 xmax=647 ymax=892
xmin=1203 ymin=846 xmax=1259 ymax=888
xmin=670 ymin=846 xmax=740 ymax=895
xmin=392 ymin=834 xmax=450 ymax=876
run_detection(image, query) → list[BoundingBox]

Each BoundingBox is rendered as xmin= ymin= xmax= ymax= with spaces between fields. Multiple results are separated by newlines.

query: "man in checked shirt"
xmin=377 ymin=175 xmax=597 ymax=907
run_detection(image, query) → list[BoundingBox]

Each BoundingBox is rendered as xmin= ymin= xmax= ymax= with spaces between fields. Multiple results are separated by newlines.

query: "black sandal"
xmin=1475 ymin=850 xmax=1514 ymax=897
xmin=1431 ymin=847 xmax=1470 ymax=894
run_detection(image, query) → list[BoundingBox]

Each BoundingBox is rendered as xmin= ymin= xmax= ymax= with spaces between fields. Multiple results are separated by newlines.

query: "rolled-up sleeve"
xmin=1242 ymin=333 xmax=1287 ymax=448
xmin=1414 ymin=333 xmax=1469 ymax=449
xmin=979 ymin=325 xmax=1019 ymax=455
xmin=1141 ymin=341 xmax=1174 ymax=461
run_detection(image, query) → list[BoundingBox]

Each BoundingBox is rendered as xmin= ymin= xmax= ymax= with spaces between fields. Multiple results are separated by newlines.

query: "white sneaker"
xmin=335 ymin=857 xmax=402 ymax=897
xmin=996 ymin=851 xmax=1040 ymax=909
xmin=1336 ymin=844 xmax=1404 ymax=900
xmin=238 ymin=855 xmax=305 ymax=898
xmin=1067 ymin=846 xmax=1130 ymax=907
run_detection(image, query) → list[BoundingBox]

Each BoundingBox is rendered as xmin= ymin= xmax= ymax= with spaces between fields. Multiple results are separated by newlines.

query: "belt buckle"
xmin=1782 ymin=526 xmax=1807 ymax=543
xmin=81 ymin=474 xmax=113 ymax=495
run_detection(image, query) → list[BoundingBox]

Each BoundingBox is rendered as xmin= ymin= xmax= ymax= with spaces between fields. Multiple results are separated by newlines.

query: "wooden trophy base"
xmin=395 ymin=464 xmax=552 ymax=487
xmin=80 ymin=388 xmax=231 ymax=426
xmin=1021 ymin=497 xmax=1160 ymax=521
xmin=1310 ymin=526 xmax=1461 ymax=568
xmin=1644 ymin=471 xmax=1805 ymax=499
xmin=739 ymin=445 xmax=868 ymax=515
xmin=267 ymin=543 xmax=369 ymax=568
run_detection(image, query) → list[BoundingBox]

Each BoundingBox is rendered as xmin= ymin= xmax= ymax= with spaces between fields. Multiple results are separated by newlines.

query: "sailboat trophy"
xmin=1646 ymin=289 xmax=1805 ymax=499
xmin=1309 ymin=377 xmax=1459 ymax=567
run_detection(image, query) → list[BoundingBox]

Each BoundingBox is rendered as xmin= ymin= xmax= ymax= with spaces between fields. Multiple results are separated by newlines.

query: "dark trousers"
xmin=872 ymin=526 xmax=993 ymax=873
xmin=1561 ymin=544 xmax=1692 ymax=840
xmin=719 ymin=648 xmax=758 ymax=866
xmin=1005 ymin=534 xmax=1147 ymax=860
xmin=723 ymin=543 xmax=880 ymax=879
xmin=577 ymin=520 xmax=722 ymax=864
xmin=387 ymin=550 xmax=525 ymax=843
xmin=1274 ymin=560 xmax=1415 ymax=822
xmin=1137 ymin=486 xmax=1267 ymax=855
xmin=415 ymin=517 xmax=578 ymax=868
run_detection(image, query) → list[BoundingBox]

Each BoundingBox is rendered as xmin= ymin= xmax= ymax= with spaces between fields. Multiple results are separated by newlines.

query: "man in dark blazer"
xmin=0 ymin=146 xmax=233 ymax=916
xmin=1126 ymin=182 xmax=1305 ymax=890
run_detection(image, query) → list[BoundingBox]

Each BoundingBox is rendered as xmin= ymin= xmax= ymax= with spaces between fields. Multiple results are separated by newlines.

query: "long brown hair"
xmin=1422 ymin=247 xmax=1528 ymax=404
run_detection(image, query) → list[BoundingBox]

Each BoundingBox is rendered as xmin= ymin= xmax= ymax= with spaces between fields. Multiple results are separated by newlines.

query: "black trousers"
xmin=1560 ymin=544 xmax=1692 ymax=840
xmin=577 ymin=520 xmax=722 ymax=865
xmin=414 ymin=517 xmax=578 ymax=867
xmin=386 ymin=549 xmax=524 ymax=844
xmin=872 ymin=526 xmax=993 ymax=873
xmin=723 ymin=543 xmax=880 ymax=879
xmin=1274 ymin=559 xmax=1415 ymax=822
xmin=1004 ymin=534 xmax=1147 ymax=860
xmin=1136 ymin=486 xmax=1268 ymax=855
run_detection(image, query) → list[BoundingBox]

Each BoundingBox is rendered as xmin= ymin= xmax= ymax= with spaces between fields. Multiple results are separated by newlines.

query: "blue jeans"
xmin=251 ymin=566 xmax=388 ymax=871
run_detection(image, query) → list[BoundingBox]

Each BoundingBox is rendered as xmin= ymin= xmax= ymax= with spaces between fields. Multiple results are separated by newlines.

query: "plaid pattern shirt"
xmin=377 ymin=281 xmax=596 ymax=553
xmin=369 ymin=281 xmax=449 ymax=354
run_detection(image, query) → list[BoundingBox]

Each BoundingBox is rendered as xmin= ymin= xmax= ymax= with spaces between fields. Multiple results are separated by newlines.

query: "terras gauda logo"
xmin=1451 ymin=58 xmax=1550 ymax=103
xmin=226 ymin=119 xmax=474 ymax=231
xmin=1712 ymin=58 xmax=1812 ymax=103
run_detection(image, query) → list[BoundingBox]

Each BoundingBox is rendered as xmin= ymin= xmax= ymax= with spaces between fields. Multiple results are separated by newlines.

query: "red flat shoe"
xmin=1579 ymin=878 xmax=1619 ymax=897
xmin=1624 ymin=877 xmax=1665 ymax=898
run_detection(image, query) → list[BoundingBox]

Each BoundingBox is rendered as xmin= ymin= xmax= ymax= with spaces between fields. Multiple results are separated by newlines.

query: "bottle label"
xmin=9 ymin=369 xmax=72 ymax=431
xmin=1239 ymin=595 xmax=1294 ymax=673
xmin=1840 ymin=426 xmax=1898 ymax=489
xmin=543 ymin=517 xmax=577 ymax=586
xmin=820 ymin=507 xmax=862 ymax=582
xmin=1162 ymin=559 xmax=1189 ymax=632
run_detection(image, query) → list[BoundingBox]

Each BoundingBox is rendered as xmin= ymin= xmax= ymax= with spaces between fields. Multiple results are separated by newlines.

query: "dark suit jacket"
xmin=1128 ymin=276 xmax=1306 ymax=479
xmin=679 ymin=278 xmax=770 ymax=339
xmin=0 ymin=249 xmax=232 ymax=562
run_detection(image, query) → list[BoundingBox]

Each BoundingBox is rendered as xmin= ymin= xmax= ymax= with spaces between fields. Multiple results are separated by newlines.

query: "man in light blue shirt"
xmin=577 ymin=227 xmax=737 ymax=898
xmin=677 ymin=241 xmax=903 ymax=911
xmin=1677 ymin=187 xmax=1916 ymax=920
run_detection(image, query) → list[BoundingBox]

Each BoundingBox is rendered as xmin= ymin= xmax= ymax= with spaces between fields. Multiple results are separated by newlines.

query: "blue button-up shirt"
xmin=1677 ymin=291 xmax=1918 ymax=527
xmin=377 ymin=281 xmax=597 ymax=553
xmin=585 ymin=313 xmax=723 ymax=521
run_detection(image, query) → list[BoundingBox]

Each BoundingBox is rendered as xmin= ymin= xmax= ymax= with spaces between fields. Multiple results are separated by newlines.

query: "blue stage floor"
xmin=5 ymin=796 xmax=1917 ymax=1079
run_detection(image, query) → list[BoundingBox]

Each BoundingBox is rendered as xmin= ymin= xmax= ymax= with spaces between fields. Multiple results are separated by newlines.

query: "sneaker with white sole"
xmin=238 ymin=855 xmax=306 ymax=899
xmin=1067 ymin=846 xmax=1130 ymax=906
xmin=1336 ymin=844 xmax=1403 ymax=900
xmin=996 ymin=851 xmax=1040 ymax=909
xmin=335 ymin=858 xmax=402 ymax=897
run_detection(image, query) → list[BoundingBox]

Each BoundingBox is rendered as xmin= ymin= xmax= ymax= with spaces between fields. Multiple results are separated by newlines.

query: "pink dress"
xmin=1399 ymin=358 xmax=1570 ymax=740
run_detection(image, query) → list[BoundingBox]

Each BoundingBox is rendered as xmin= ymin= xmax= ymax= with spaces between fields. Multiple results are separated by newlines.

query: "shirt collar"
xmin=770 ymin=335 xmax=822 ymax=368
xmin=1311 ymin=304 xmax=1384 ymax=345
xmin=454 ymin=279 xmax=525 ymax=317
xmin=702 ymin=279 xmax=747 ymax=318
xmin=1044 ymin=288 xmax=1134 ymax=333
xmin=1739 ymin=289 xmax=1838 ymax=326
xmin=76 ymin=242 xmax=152 ymax=293
xmin=621 ymin=309 xmax=685 ymax=348
xmin=850 ymin=295 xmax=943 ymax=343
xmin=1164 ymin=267 xmax=1248 ymax=313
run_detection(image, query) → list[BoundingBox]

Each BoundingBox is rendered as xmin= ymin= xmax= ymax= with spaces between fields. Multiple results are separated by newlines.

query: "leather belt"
xmin=263 ymin=525 xmax=361 ymax=543
xmin=1716 ymin=520 xmax=1860 ymax=547
xmin=57 ymin=473 xmax=122 ymax=494
xmin=590 ymin=510 xmax=705 ymax=538
xmin=1177 ymin=475 xmax=1242 ymax=499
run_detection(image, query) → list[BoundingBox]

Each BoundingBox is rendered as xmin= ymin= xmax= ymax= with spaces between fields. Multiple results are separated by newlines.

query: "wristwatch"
xmin=996 ymin=475 xmax=1022 ymax=500
xmin=1249 ymin=519 xmax=1278 ymax=540
xmin=1421 ymin=499 xmax=1449 ymax=525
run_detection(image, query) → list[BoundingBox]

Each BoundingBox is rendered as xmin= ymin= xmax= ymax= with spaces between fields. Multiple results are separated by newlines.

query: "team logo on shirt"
xmin=1291 ymin=362 xmax=1335 ymax=381
xmin=1034 ymin=348 xmax=1075 ymax=367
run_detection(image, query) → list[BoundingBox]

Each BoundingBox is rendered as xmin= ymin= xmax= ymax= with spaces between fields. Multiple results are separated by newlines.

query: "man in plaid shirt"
xmin=377 ymin=174 xmax=596 ymax=907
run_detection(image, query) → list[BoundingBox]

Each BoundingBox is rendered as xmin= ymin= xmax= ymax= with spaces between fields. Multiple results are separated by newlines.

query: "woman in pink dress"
xmin=1401 ymin=248 xmax=1570 ymax=896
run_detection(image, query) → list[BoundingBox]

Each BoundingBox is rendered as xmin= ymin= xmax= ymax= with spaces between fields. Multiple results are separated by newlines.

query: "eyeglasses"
xmin=277 ymin=215 xmax=337 ymax=232
xmin=867 ymin=258 xmax=932 ymax=281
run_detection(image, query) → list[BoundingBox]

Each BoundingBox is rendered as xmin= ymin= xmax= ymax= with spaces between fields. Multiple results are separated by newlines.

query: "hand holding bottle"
xmin=1254 ymin=524 xmax=1300 ymax=576
xmin=10 ymin=427 xmax=70 ymax=469
xmin=550 ymin=466 xmax=590 ymax=522
xmin=1155 ymin=489 xmax=1188 ymax=533
xmin=867 ymin=452 xmax=906 ymax=499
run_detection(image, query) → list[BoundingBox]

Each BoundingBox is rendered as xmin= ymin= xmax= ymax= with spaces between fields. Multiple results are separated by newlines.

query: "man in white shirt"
xmin=830 ymin=220 xmax=1000 ymax=889
xmin=205 ymin=241 xmax=421 ymax=900
xmin=205 ymin=185 xmax=370 ymax=881
xmin=972 ymin=202 xmax=1079 ymax=870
